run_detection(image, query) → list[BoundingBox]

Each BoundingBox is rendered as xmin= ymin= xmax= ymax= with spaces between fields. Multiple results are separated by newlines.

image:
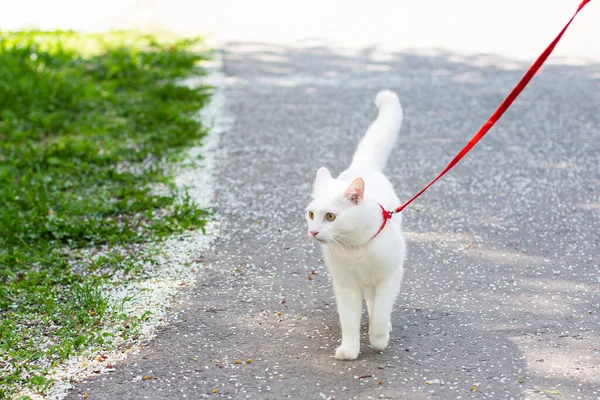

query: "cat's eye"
xmin=308 ymin=211 xmax=314 ymax=220
xmin=326 ymin=213 xmax=336 ymax=221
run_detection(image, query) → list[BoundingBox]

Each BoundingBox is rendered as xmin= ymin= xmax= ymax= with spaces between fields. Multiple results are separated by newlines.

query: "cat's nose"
xmin=310 ymin=230 xmax=319 ymax=237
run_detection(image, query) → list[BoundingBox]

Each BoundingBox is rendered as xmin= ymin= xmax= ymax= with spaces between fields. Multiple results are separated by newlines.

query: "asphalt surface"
xmin=67 ymin=5 xmax=599 ymax=400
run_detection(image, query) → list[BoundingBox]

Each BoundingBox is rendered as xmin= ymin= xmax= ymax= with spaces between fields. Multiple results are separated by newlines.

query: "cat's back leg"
xmin=363 ymin=287 xmax=374 ymax=321
xmin=368 ymin=269 xmax=403 ymax=351
xmin=364 ymin=287 xmax=393 ymax=333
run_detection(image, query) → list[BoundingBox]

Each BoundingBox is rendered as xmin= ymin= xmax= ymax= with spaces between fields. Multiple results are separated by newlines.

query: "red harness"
xmin=371 ymin=203 xmax=393 ymax=239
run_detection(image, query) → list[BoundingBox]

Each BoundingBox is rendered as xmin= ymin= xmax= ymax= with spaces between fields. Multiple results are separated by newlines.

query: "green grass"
xmin=0 ymin=31 xmax=210 ymax=399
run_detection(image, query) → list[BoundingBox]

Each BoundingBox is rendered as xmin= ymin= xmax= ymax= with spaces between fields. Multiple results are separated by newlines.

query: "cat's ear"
xmin=313 ymin=167 xmax=332 ymax=192
xmin=344 ymin=178 xmax=364 ymax=205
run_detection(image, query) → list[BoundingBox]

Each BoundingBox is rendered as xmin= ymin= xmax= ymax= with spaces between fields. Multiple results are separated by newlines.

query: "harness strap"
xmin=372 ymin=203 xmax=393 ymax=239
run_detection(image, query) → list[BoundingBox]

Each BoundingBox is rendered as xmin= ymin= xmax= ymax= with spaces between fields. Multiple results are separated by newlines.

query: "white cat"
xmin=305 ymin=90 xmax=406 ymax=360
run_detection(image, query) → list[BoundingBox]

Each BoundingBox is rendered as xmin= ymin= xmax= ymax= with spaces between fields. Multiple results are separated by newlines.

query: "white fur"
xmin=306 ymin=90 xmax=406 ymax=360
xmin=350 ymin=90 xmax=403 ymax=172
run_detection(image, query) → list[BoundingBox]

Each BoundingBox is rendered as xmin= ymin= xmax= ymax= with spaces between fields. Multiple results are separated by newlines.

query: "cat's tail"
xmin=350 ymin=90 xmax=403 ymax=172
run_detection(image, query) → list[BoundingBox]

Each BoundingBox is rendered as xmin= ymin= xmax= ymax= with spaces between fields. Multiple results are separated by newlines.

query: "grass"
xmin=0 ymin=31 xmax=210 ymax=399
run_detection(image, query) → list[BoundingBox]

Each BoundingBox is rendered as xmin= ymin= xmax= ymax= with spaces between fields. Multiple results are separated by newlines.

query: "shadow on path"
xmin=67 ymin=42 xmax=599 ymax=399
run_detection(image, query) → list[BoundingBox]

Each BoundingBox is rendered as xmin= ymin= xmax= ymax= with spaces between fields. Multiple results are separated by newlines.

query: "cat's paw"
xmin=369 ymin=332 xmax=390 ymax=351
xmin=335 ymin=345 xmax=360 ymax=360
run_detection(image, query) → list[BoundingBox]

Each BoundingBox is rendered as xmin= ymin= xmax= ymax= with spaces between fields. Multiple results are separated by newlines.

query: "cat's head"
xmin=305 ymin=167 xmax=373 ymax=247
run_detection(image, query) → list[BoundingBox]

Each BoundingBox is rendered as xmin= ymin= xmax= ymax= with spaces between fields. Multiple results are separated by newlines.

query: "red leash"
xmin=389 ymin=0 xmax=593 ymax=216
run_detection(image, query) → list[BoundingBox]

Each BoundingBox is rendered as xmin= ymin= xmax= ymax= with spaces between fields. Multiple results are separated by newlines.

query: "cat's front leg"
xmin=333 ymin=280 xmax=363 ymax=360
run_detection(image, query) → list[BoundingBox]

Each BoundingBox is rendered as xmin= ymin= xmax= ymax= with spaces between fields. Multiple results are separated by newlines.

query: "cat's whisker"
xmin=332 ymin=237 xmax=346 ymax=250
xmin=301 ymin=234 xmax=317 ymax=247
xmin=330 ymin=237 xmax=344 ymax=251
xmin=335 ymin=235 xmax=354 ymax=250
xmin=333 ymin=236 xmax=352 ymax=255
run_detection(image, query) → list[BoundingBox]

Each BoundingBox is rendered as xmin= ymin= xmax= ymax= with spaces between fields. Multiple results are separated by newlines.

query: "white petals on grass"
xmin=30 ymin=55 xmax=227 ymax=400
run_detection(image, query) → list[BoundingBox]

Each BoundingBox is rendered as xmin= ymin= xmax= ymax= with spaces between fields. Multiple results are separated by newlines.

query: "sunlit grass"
xmin=0 ymin=31 xmax=210 ymax=399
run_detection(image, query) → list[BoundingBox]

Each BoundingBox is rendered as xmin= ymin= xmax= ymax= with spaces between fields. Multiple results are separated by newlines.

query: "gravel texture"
xmin=66 ymin=40 xmax=599 ymax=399
xmin=59 ymin=0 xmax=600 ymax=396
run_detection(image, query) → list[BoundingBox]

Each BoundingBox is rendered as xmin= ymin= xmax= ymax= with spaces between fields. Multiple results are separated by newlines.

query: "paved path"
xmin=66 ymin=1 xmax=600 ymax=399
